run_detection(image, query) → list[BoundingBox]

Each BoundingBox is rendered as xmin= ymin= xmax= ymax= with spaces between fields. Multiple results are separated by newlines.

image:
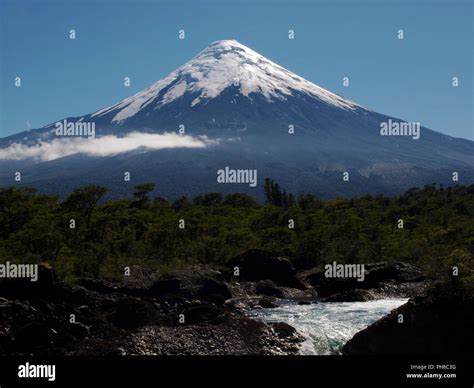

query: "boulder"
xmin=306 ymin=262 xmax=425 ymax=297
xmin=324 ymin=289 xmax=377 ymax=302
xmin=198 ymin=277 xmax=232 ymax=304
xmin=259 ymin=297 xmax=277 ymax=308
xmin=68 ymin=321 xmax=91 ymax=339
xmin=228 ymin=249 xmax=306 ymax=289
xmin=75 ymin=266 xmax=161 ymax=298
xmin=182 ymin=304 xmax=226 ymax=325
xmin=121 ymin=265 xmax=159 ymax=289
xmin=270 ymin=322 xmax=298 ymax=338
xmin=297 ymin=300 xmax=311 ymax=305
xmin=148 ymin=267 xmax=231 ymax=305
xmin=343 ymin=283 xmax=474 ymax=355
xmin=10 ymin=322 xmax=51 ymax=350
xmin=148 ymin=276 xmax=181 ymax=296
xmin=109 ymin=296 xmax=161 ymax=329
xmin=77 ymin=278 xmax=120 ymax=294
xmin=256 ymin=280 xmax=284 ymax=298
xmin=0 ymin=264 xmax=57 ymax=298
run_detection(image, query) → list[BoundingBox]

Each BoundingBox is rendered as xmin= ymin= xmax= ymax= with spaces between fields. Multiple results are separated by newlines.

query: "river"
xmin=251 ymin=298 xmax=408 ymax=355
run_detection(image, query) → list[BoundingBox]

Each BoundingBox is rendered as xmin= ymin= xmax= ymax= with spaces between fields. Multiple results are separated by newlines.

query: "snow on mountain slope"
xmin=1 ymin=39 xmax=473 ymax=198
xmin=91 ymin=40 xmax=362 ymax=123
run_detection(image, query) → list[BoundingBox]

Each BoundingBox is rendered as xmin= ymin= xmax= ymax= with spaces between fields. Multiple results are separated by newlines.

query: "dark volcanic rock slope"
xmin=0 ymin=264 xmax=304 ymax=356
xmin=343 ymin=283 xmax=474 ymax=356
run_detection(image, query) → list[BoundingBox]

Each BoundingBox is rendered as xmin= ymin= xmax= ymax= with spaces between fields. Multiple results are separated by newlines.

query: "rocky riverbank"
xmin=343 ymin=281 xmax=474 ymax=356
xmin=0 ymin=249 xmax=437 ymax=355
xmin=0 ymin=262 xmax=306 ymax=356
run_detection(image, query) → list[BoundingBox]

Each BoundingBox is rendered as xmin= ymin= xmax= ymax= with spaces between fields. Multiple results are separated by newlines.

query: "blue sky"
xmin=0 ymin=0 xmax=472 ymax=140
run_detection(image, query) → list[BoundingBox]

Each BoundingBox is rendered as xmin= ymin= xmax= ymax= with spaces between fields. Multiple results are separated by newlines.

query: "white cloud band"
xmin=0 ymin=132 xmax=216 ymax=162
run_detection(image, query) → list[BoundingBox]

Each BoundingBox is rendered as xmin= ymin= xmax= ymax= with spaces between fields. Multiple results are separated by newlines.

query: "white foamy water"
xmin=252 ymin=298 xmax=408 ymax=355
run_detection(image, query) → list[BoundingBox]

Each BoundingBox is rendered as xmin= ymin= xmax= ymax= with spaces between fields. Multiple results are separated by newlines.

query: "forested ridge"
xmin=1 ymin=181 xmax=473 ymax=285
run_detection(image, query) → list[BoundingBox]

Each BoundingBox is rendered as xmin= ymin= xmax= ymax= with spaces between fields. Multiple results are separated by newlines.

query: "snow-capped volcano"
xmin=92 ymin=40 xmax=360 ymax=124
xmin=1 ymin=39 xmax=473 ymax=199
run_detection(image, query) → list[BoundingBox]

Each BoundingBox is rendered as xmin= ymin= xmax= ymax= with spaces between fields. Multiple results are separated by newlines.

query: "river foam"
xmin=252 ymin=298 xmax=408 ymax=355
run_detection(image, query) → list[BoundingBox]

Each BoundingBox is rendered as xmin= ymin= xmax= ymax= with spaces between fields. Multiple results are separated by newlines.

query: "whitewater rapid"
xmin=252 ymin=298 xmax=408 ymax=355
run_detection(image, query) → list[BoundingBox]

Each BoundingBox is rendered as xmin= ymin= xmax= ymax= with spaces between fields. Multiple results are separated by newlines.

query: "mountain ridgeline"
xmin=0 ymin=40 xmax=473 ymax=199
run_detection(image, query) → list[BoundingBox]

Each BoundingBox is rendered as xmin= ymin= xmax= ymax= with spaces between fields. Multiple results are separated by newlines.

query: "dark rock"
xmin=69 ymin=322 xmax=91 ymax=339
xmin=148 ymin=276 xmax=181 ymax=296
xmin=198 ymin=277 xmax=232 ymax=304
xmin=10 ymin=322 xmax=51 ymax=350
xmin=343 ymin=283 xmax=474 ymax=355
xmin=270 ymin=322 xmax=297 ymax=338
xmin=109 ymin=297 xmax=161 ymax=329
xmin=63 ymin=286 xmax=92 ymax=305
xmin=375 ymin=262 xmax=425 ymax=283
xmin=121 ymin=265 xmax=159 ymax=289
xmin=76 ymin=266 xmax=162 ymax=298
xmin=148 ymin=267 xmax=231 ymax=305
xmin=182 ymin=304 xmax=226 ymax=325
xmin=0 ymin=264 xmax=305 ymax=356
xmin=0 ymin=328 xmax=8 ymax=347
xmin=306 ymin=262 xmax=425 ymax=297
xmin=259 ymin=297 xmax=277 ymax=308
xmin=280 ymin=286 xmax=318 ymax=299
xmin=256 ymin=280 xmax=284 ymax=298
xmin=124 ymin=313 xmax=302 ymax=355
xmin=0 ymin=264 xmax=57 ymax=298
xmin=325 ymin=289 xmax=377 ymax=302
xmin=228 ymin=249 xmax=306 ymax=289
xmin=77 ymin=278 xmax=119 ymax=294
xmin=297 ymin=300 xmax=311 ymax=305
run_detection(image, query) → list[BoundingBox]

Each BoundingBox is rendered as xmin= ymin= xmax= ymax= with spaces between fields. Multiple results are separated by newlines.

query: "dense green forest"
xmin=1 ymin=181 xmax=473 ymax=284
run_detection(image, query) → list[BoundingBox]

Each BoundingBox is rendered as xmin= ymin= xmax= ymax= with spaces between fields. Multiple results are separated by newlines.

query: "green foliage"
xmin=193 ymin=192 xmax=224 ymax=207
xmin=132 ymin=183 xmax=155 ymax=208
xmin=0 ymin=183 xmax=473 ymax=283
xmin=264 ymin=178 xmax=295 ymax=206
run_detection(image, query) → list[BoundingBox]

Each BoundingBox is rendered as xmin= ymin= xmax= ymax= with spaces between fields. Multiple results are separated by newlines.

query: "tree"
xmin=132 ymin=183 xmax=155 ymax=208
xmin=193 ymin=192 xmax=223 ymax=207
xmin=297 ymin=193 xmax=321 ymax=210
xmin=172 ymin=196 xmax=191 ymax=211
xmin=263 ymin=178 xmax=286 ymax=206
xmin=222 ymin=193 xmax=257 ymax=207
xmin=62 ymin=185 xmax=107 ymax=227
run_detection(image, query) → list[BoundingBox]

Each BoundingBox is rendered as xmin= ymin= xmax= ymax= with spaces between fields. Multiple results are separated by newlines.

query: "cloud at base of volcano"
xmin=0 ymin=132 xmax=217 ymax=162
